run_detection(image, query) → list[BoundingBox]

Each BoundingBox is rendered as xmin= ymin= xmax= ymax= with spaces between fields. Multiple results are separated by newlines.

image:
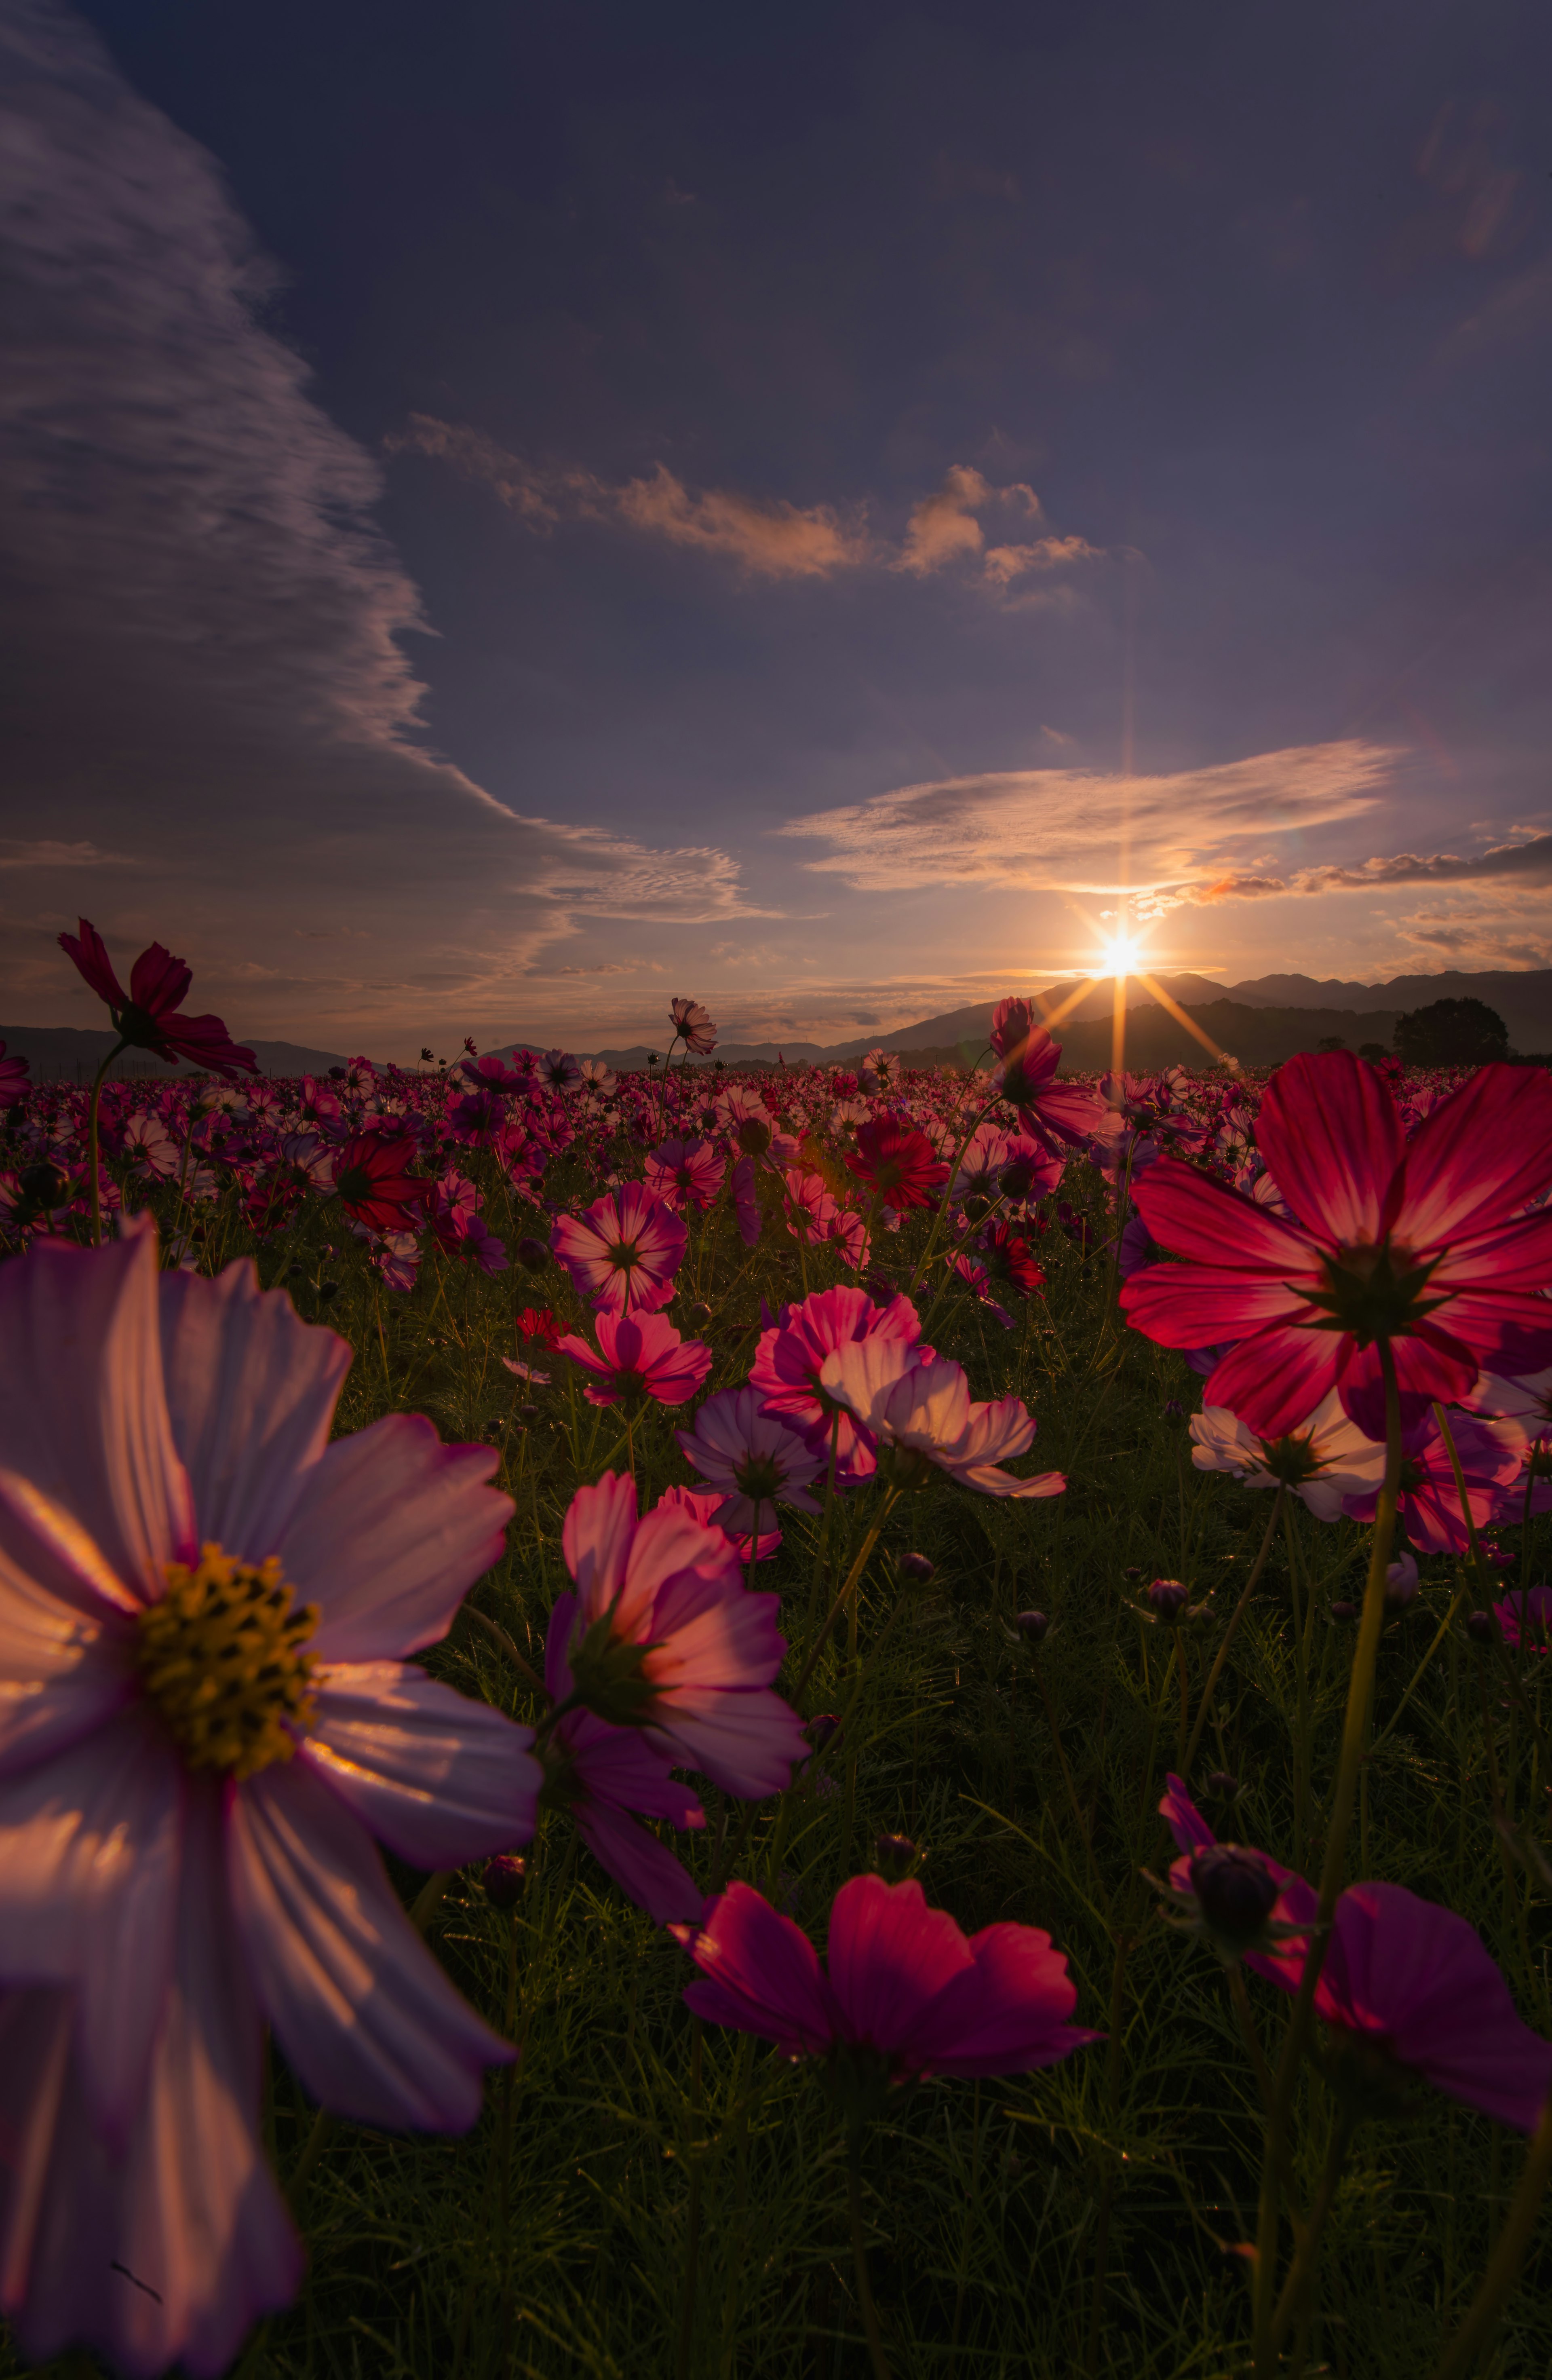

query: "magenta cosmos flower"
xmin=669 ymin=997 xmax=718 ymax=1056
xmin=557 ymin=1310 xmax=713 ymax=1410
xmin=674 ymin=1385 xmax=826 ymax=1538
xmin=1122 ymin=1052 xmax=1552 ymax=1441
xmin=989 ymin=998 xmax=1106 ymax=1153
xmin=844 ymin=1115 xmax=950 ymax=1212
xmin=58 ymin=919 xmax=258 ymax=1079
xmin=1160 ymin=1778 xmax=1552 ymax=2129
xmin=658 ymin=1483 xmax=783 ymax=1563
xmin=557 ymin=1474 xmax=808 ymax=1796
xmin=330 ymin=1132 xmax=424 ymax=1233
xmin=540 ymin=1603 xmax=705 ymax=1926
xmin=0 ymin=1223 xmax=540 ymax=2376
xmin=644 ymin=1134 xmax=727 ymax=1215
xmin=0 ymin=1039 xmax=30 ymax=1109
xmin=551 ymin=1182 xmax=688 ymax=1315
xmin=675 ymin=1875 xmax=1099 ymax=2081
xmin=820 ymin=1339 xmax=1065 ymax=1500
xmin=1341 ymin=1407 xmax=1521 ymax=1554
xmin=749 ymin=1284 xmax=927 ymax=1483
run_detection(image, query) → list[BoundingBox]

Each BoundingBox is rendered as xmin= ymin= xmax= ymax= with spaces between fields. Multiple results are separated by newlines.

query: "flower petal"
xmin=0 ymin=1707 xmax=183 ymax=2145
xmin=283 ymin=1416 xmax=512 ymax=1661
xmin=574 ymin=1803 xmax=705 ymax=1926
xmin=561 ymin=1471 xmax=641 ymax=1624
xmin=1132 ymin=1157 xmax=1320 ymax=1272
xmin=1253 ymin=1052 xmax=1403 ymax=1245
xmin=676 ymin=1880 xmax=841 ymax=2054
xmin=905 ymin=1923 xmax=1100 ymax=2077
xmin=303 ymin=1662 xmax=540 ymax=1868
xmin=0 ymin=1224 xmax=194 ymax=1596
xmin=0 ymin=1793 xmax=300 ymax=2379
xmin=826 ymin=1875 xmax=973 ymax=2052
xmin=1396 ymin=1065 xmax=1552 ymax=1246
xmin=0 ymin=1474 xmax=137 ymax=1775
xmin=228 ymin=1758 xmax=511 ymax=2130
xmin=158 ymin=1260 xmax=351 ymax=1561
xmin=1202 ymin=1327 xmax=1343 ymax=1442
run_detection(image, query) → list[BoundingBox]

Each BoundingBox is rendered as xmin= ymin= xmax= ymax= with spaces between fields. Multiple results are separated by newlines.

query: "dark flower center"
xmin=1302 ymin=1239 xmax=1447 ymax=1345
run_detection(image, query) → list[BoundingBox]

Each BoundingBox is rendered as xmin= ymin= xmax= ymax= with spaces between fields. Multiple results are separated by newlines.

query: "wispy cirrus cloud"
xmin=0 ymin=2 xmax=769 ymax=1034
xmin=394 ymin=420 xmax=1104 ymax=594
xmin=390 ymin=415 xmax=872 ymax=579
xmin=780 ymin=741 xmax=1399 ymax=896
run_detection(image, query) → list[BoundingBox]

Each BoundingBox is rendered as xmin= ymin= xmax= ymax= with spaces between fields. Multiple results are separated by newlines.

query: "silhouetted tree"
xmin=1393 ymin=997 xmax=1508 ymax=1067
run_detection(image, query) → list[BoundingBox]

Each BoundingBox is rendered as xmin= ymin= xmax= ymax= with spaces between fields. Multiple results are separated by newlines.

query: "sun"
xmin=1097 ymin=932 xmax=1143 ymax=978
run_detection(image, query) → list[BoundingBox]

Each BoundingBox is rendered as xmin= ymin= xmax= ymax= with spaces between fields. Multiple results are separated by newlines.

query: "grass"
xmin=5 ymin=1092 xmax=1550 ymax=2380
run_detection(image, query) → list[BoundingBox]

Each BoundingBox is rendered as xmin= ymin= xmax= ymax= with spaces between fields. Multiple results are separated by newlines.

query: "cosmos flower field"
xmin=1 ymin=934 xmax=1551 ymax=2380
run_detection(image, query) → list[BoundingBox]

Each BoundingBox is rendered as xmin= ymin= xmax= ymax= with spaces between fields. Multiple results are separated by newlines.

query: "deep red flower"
xmin=57 ymin=920 xmax=258 ymax=1078
xmin=1122 ymin=1052 xmax=1552 ymax=1440
xmin=977 ymin=1221 xmax=1046 ymax=1296
xmin=0 ymin=1042 xmax=30 ymax=1111
xmin=844 ymin=1115 xmax=949 ymax=1212
xmin=330 ymin=1135 xmax=424 ymax=1232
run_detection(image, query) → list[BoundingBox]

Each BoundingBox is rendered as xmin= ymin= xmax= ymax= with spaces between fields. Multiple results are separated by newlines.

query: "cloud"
xmin=1185 ymin=833 xmax=1552 ymax=906
xmin=391 ymin=415 xmax=871 ymax=579
xmin=0 ymin=2 xmax=766 ymax=1034
xmin=779 ymin=741 xmax=1398 ymax=895
xmin=896 ymin=465 xmax=991 ymax=574
xmin=398 ymin=422 xmax=1099 ymax=593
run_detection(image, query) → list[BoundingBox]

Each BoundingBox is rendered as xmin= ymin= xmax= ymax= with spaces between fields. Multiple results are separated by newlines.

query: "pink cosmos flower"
xmin=1342 ymin=1408 xmax=1521 ymax=1553
xmin=557 ymin=1474 xmax=808 ymax=1795
xmin=644 ymin=1135 xmax=727 ymax=1215
xmin=552 ymin=1183 xmax=687 ymax=1315
xmin=819 ymin=1339 xmax=1065 ymax=1500
xmin=674 ymin=1875 xmax=1099 ymax=2079
xmin=557 ymin=1310 xmax=713 ymax=1409
xmin=459 ymin=1052 xmax=529 ymax=1091
xmin=502 ymin=1306 xmax=561 ymax=1386
xmin=951 ymin=1123 xmax=1010 ymax=1201
xmin=58 ymin=921 xmax=259 ymax=1079
xmin=675 ymin=1386 xmax=826 ymax=1537
xmin=669 ymin=998 xmax=718 ymax=1056
xmin=1160 ymin=1778 xmax=1552 ymax=2128
xmin=749 ymin=1284 xmax=926 ymax=1484
xmin=0 ymin=1040 xmax=30 ymax=1109
xmin=119 ymin=1110 xmax=181 ymax=1180
xmin=0 ymin=1223 xmax=540 ymax=2375
xmin=951 ymin=1254 xmax=1014 ymax=1329
xmin=658 ymin=1484 xmax=783 ymax=1563
xmin=538 ymin=1048 xmax=583 ymax=1091
xmin=1122 ymin=1053 xmax=1552 ymax=1441
xmin=1189 ymin=1389 xmax=1387 ymax=1522
xmin=997 ymin=1132 xmax=1065 ymax=1209
xmin=989 ymin=999 xmax=1107 ymax=1153
xmin=1493 ymin=1585 xmax=1552 ymax=1651
xmin=541 ymin=1603 xmax=706 ymax=1925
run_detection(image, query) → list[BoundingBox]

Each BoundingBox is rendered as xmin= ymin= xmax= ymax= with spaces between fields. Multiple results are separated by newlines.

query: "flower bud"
xmin=1188 ymin=1845 xmax=1278 ymax=1952
xmin=875 ymin=1833 xmax=917 ymax=1881
xmin=897 ymin=1551 xmax=935 ymax=1582
xmin=805 ymin=1713 xmax=843 ymax=1755
xmin=1466 ymin=1607 xmax=1497 ymax=1645
xmin=18 ymin=1162 xmax=63 ymax=1206
xmin=1330 ymin=1599 xmax=1358 ymax=1625
xmin=1016 ymin=1609 xmax=1049 ymax=1644
xmin=1206 ymin=1769 xmax=1239 ymax=1797
xmin=483 ymin=1854 xmax=527 ymax=1909
xmin=515 ymin=1401 xmax=540 ymax=1424
xmin=1384 ymin=1552 xmax=1419 ymax=1610
xmin=1148 ymin=1579 xmax=1189 ymax=1623
xmin=515 ymin=1235 xmax=549 ymax=1272
xmin=1161 ymin=1398 xmax=1186 ymax=1425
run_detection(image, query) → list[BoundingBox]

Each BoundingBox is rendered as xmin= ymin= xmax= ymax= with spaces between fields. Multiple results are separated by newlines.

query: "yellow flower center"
xmin=136 ymin=1543 xmax=319 ymax=1780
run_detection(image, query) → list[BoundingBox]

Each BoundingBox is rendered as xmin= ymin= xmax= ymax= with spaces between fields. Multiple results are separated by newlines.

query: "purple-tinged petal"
xmin=158 ymin=1260 xmax=351 ymax=1561
xmin=0 ymin=1476 xmax=137 ymax=1775
xmin=645 ymin=1685 xmax=810 ymax=1799
xmin=0 ymin=1224 xmax=194 ymax=1595
xmin=302 ymin=1662 xmax=540 ymax=1869
xmin=228 ymin=1759 xmax=511 ymax=2131
xmin=575 ymin=1803 xmax=706 ymax=1926
xmin=1158 ymin=1773 xmax=1216 ymax=1857
xmin=0 ymin=1706 xmax=182 ymax=2146
xmin=0 ymin=1793 xmax=299 ymax=2380
xmin=282 ymin=1417 xmax=512 ymax=1661
xmin=1396 ymin=1066 xmax=1552 ymax=1246
xmin=1200 ymin=1327 xmax=1343 ymax=1443
xmin=904 ymin=1923 xmax=1101 ymax=2078
xmin=560 ymin=1471 xmax=640 ymax=1623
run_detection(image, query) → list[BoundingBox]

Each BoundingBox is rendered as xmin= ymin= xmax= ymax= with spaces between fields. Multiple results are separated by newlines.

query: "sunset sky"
xmin=3 ymin=0 xmax=1550 ymax=1058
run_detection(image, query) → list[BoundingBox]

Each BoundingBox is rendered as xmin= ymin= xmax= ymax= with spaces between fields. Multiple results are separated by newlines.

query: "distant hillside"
xmin=1051 ymin=1001 xmax=1400 ymax=1072
xmin=1 ymin=1026 xmax=361 ymax=1081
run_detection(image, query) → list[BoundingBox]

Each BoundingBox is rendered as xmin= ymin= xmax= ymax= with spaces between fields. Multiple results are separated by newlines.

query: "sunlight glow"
xmin=1096 ymin=933 xmax=1143 ymax=978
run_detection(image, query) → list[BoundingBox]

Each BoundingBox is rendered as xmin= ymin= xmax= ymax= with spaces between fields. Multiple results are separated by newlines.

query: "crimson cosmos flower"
xmin=989 ymin=998 xmax=1106 ymax=1152
xmin=844 ymin=1115 xmax=949 ymax=1212
xmin=1122 ymin=1052 xmax=1552 ymax=1441
xmin=0 ymin=1041 xmax=29 ymax=1109
xmin=674 ymin=1875 xmax=1099 ymax=2083
xmin=330 ymin=1133 xmax=424 ymax=1232
xmin=58 ymin=920 xmax=258 ymax=1078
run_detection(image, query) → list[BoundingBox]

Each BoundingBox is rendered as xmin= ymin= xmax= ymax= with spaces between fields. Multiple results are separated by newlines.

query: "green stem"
xmin=1268 ymin=2107 xmax=1357 ymax=2356
xmin=86 ymin=1038 xmax=128 ymax=1248
xmin=1180 ymin=1487 xmax=1286 ymax=1782
xmin=1425 ymin=2091 xmax=1552 ymax=2380
xmin=848 ymin=2126 xmax=892 ymax=2380
xmin=790 ymin=1491 xmax=900 ymax=1708
xmin=1252 ymin=1342 xmax=1402 ymax=2378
